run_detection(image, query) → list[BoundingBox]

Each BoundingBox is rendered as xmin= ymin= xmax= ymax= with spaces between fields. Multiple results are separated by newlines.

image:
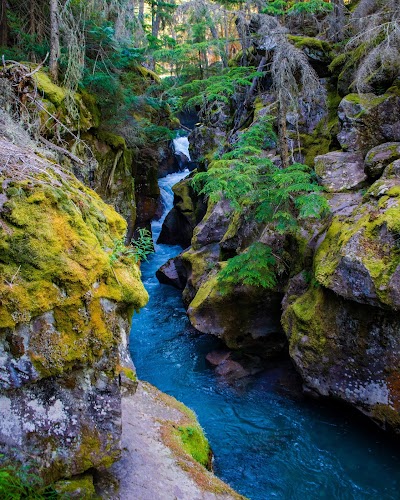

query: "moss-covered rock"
xmin=314 ymin=178 xmax=400 ymax=309
xmin=364 ymin=142 xmax=400 ymax=180
xmin=54 ymin=474 xmax=96 ymax=499
xmin=187 ymin=272 xmax=285 ymax=357
xmin=0 ymin=139 xmax=148 ymax=482
xmin=33 ymin=71 xmax=98 ymax=134
xmin=337 ymin=93 xmax=400 ymax=154
xmin=282 ymin=285 xmax=400 ymax=433
xmin=157 ymin=174 xmax=206 ymax=248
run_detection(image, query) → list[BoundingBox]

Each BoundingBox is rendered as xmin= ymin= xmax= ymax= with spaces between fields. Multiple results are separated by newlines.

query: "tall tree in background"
xmin=49 ymin=0 xmax=60 ymax=81
xmin=0 ymin=0 xmax=7 ymax=47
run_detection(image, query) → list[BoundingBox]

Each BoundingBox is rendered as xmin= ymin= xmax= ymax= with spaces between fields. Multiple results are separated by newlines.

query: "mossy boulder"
xmin=314 ymin=151 xmax=366 ymax=192
xmin=337 ymin=93 xmax=400 ymax=154
xmin=187 ymin=272 xmax=286 ymax=357
xmin=314 ymin=177 xmax=400 ymax=309
xmin=0 ymin=139 xmax=148 ymax=482
xmin=282 ymin=285 xmax=400 ymax=433
xmin=33 ymin=71 xmax=99 ymax=134
xmin=364 ymin=142 xmax=400 ymax=180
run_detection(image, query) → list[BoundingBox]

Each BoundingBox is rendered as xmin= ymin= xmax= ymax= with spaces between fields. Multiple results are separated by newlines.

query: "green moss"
xmin=176 ymin=425 xmax=211 ymax=468
xmin=314 ymin=192 xmax=400 ymax=307
xmin=135 ymin=65 xmax=161 ymax=83
xmin=80 ymin=90 xmax=101 ymax=129
xmin=282 ymin=287 xmax=329 ymax=363
xmin=0 ymin=154 xmax=148 ymax=377
xmin=371 ymin=404 xmax=400 ymax=432
xmin=95 ymin=130 xmax=127 ymax=149
xmin=33 ymin=71 xmax=66 ymax=106
xmin=288 ymin=35 xmax=332 ymax=57
xmin=54 ymin=474 xmax=95 ymax=499
xmin=344 ymin=93 xmax=387 ymax=108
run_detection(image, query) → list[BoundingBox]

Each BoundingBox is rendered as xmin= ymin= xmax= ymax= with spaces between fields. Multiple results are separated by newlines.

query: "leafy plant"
xmin=217 ymin=243 xmax=277 ymax=291
xmin=0 ymin=463 xmax=57 ymax=499
xmin=110 ymin=229 xmax=154 ymax=265
xmin=192 ymin=114 xmax=328 ymax=290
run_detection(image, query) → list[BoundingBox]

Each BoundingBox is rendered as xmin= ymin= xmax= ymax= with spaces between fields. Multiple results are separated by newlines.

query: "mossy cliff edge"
xmin=156 ymin=24 xmax=400 ymax=432
xmin=0 ymin=138 xmax=148 ymax=483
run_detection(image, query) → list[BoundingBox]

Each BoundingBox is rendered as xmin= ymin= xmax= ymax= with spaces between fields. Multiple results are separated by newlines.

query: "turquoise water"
xmin=130 ymin=172 xmax=400 ymax=500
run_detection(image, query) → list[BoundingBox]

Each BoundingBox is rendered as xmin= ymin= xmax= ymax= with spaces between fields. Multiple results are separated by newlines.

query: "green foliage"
xmin=254 ymin=163 xmax=329 ymax=232
xmin=192 ymin=115 xmax=328 ymax=291
xmin=168 ymin=67 xmax=263 ymax=112
xmin=217 ymin=243 xmax=277 ymax=290
xmin=110 ymin=229 xmax=154 ymax=265
xmin=192 ymin=115 xmax=327 ymax=232
xmin=263 ymin=0 xmax=333 ymax=16
xmin=288 ymin=0 xmax=333 ymax=15
xmin=0 ymin=464 xmax=57 ymax=499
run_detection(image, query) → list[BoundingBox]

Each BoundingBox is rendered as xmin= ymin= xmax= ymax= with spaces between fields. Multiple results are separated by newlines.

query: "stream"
xmin=130 ymin=159 xmax=400 ymax=499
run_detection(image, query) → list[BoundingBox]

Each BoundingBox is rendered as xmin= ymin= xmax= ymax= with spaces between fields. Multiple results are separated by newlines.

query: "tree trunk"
xmin=278 ymin=96 xmax=289 ymax=169
xmin=0 ymin=0 xmax=7 ymax=47
xmin=138 ymin=0 xmax=144 ymax=24
xmin=331 ymin=0 xmax=345 ymax=42
xmin=49 ymin=0 xmax=60 ymax=82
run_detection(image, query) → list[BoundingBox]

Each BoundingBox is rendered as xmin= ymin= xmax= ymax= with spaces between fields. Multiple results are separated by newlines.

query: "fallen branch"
xmin=39 ymin=136 xmax=85 ymax=166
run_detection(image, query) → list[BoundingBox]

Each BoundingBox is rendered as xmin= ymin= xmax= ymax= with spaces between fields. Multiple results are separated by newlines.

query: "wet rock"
xmin=158 ymin=176 xmax=206 ymax=248
xmin=206 ymin=350 xmax=231 ymax=366
xmin=157 ymin=143 xmax=180 ymax=177
xmin=314 ymin=151 xmax=366 ymax=192
xmin=215 ymin=360 xmax=249 ymax=380
xmin=282 ymin=286 xmax=400 ymax=433
xmin=157 ymin=207 xmax=194 ymax=248
xmin=156 ymin=256 xmax=188 ymax=290
xmin=364 ymin=142 xmax=400 ymax=180
xmin=187 ymin=274 xmax=286 ymax=357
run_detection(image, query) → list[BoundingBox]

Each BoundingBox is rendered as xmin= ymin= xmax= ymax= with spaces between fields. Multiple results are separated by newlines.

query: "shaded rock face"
xmin=283 ymin=286 xmax=400 ymax=432
xmin=0 ymin=140 xmax=148 ymax=481
xmin=337 ymin=93 xmax=400 ymax=155
xmin=283 ymin=155 xmax=400 ymax=432
xmin=188 ymin=274 xmax=286 ymax=356
xmin=314 ymin=151 xmax=366 ymax=192
xmin=158 ymin=176 xmax=206 ymax=248
xmin=364 ymin=142 xmax=400 ymax=181
xmin=156 ymin=256 xmax=188 ymax=290
xmin=188 ymin=126 xmax=225 ymax=164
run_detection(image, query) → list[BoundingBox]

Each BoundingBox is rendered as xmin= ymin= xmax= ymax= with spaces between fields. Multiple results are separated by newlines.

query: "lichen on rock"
xmin=0 ymin=138 xmax=148 ymax=482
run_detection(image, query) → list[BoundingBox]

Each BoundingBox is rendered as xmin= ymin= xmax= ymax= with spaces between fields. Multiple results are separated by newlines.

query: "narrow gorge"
xmin=0 ymin=0 xmax=400 ymax=498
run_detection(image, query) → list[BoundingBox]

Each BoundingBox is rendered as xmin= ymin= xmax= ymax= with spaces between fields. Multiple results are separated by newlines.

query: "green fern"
xmin=217 ymin=243 xmax=277 ymax=292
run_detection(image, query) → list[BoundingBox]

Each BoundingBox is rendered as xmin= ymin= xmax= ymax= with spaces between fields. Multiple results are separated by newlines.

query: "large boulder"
xmin=282 ymin=159 xmax=400 ymax=432
xmin=158 ymin=176 xmax=206 ymax=248
xmin=364 ymin=142 xmax=400 ymax=180
xmin=187 ymin=274 xmax=286 ymax=357
xmin=282 ymin=286 xmax=400 ymax=433
xmin=0 ymin=140 xmax=148 ymax=482
xmin=156 ymin=255 xmax=187 ymax=290
xmin=315 ymin=170 xmax=400 ymax=310
xmin=314 ymin=151 xmax=366 ymax=192
xmin=337 ymin=93 xmax=400 ymax=155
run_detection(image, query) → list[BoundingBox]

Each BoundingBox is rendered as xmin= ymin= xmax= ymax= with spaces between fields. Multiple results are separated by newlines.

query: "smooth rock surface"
xmin=364 ymin=142 xmax=400 ymax=180
xmin=108 ymin=382 xmax=243 ymax=500
xmin=314 ymin=151 xmax=366 ymax=192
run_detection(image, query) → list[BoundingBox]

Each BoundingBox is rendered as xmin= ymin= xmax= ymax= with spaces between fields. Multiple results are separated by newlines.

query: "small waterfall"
xmin=151 ymin=170 xmax=189 ymax=245
xmin=172 ymin=136 xmax=191 ymax=170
